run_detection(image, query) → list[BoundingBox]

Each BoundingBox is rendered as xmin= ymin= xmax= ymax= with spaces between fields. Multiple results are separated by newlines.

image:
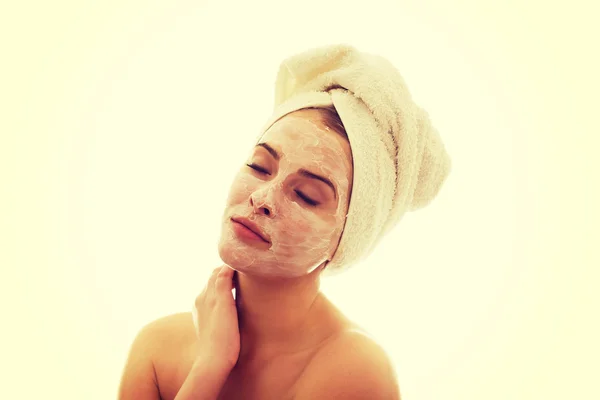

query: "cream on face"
xmin=218 ymin=111 xmax=353 ymax=278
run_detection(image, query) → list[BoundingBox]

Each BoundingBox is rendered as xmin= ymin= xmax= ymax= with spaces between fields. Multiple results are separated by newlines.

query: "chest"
xmin=216 ymin=355 xmax=311 ymax=400
xmin=156 ymin=348 xmax=313 ymax=400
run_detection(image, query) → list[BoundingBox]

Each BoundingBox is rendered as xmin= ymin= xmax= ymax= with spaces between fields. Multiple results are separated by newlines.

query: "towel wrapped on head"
xmin=257 ymin=44 xmax=452 ymax=275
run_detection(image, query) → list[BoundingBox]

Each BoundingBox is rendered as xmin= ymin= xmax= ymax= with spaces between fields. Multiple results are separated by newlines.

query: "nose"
xmin=250 ymin=193 xmax=273 ymax=217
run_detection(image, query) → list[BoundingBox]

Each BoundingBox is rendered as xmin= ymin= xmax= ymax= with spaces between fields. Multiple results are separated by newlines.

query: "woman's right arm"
xmin=175 ymin=265 xmax=240 ymax=400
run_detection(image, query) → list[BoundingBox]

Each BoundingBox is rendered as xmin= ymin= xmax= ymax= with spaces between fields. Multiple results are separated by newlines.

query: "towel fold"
xmin=257 ymin=44 xmax=452 ymax=274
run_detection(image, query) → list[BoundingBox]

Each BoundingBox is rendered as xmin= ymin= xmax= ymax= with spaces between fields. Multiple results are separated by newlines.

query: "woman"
xmin=118 ymin=44 xmax=451 ymax=400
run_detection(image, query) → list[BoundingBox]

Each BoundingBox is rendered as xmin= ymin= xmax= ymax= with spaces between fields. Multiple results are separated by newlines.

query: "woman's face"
xmin=218 ymin=109 xmax=353 ymax=278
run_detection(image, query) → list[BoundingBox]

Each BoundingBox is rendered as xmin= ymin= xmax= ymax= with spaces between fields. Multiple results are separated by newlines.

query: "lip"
xmin=230 ymin=217 xmax=270 ymax=243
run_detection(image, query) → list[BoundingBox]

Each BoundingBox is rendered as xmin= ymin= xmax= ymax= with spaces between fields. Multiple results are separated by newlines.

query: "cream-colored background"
xmin=1 ymin=1 xmax=598 ymax=399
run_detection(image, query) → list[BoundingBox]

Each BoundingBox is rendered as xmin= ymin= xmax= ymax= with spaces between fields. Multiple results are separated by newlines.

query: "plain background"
xmin=1 ymin=1 xmax=598 ymax=399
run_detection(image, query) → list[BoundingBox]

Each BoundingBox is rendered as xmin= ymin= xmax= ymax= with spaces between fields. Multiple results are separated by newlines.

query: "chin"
xmin=219 ymin=248 xmax=323 ymax=280
xmin=217 ymin=234 xmax=237 ymax=266
xmin=217 ymin=234 xmax=256 ymax=271
xmin=217 ymin=222 xmax=270 ymax=273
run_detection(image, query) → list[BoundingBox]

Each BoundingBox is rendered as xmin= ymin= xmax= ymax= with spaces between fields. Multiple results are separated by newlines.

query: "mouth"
xmin=230 ymin=217 xmax=270 ymax=244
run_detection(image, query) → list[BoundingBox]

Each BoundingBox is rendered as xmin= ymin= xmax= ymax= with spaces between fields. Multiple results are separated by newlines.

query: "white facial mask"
xmin=218 ymin=112 xmax=352 ymax=278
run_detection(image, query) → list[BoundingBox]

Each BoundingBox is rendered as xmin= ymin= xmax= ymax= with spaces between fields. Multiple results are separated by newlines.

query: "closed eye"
xmin=246 ymin=163 xmax=270 ymax=175
xmin=295 ymin=190 xmax=319 ymax=206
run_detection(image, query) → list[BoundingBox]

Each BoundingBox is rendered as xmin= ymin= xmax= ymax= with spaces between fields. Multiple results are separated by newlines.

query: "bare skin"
xmin=118 ymin=263 xmax=399 ymax=400
xmin=120 ymin=302 xmax=398 ymax=400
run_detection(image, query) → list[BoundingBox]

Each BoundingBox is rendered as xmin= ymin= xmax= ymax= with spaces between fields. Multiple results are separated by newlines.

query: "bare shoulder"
xmin=295 ymin=329 xmax=401 ymax=400
xmin=141 ymin=311 xmax=199 ymax=365
xmin=140 ymin=312 xmax=200 ymax=400
xmin=143 ymin=311 xmax=196 ymax=341
xmin=119 ymin=312 xmax=196 ymax=400
xmin=129 ymin=311 xmax=197 ymax=369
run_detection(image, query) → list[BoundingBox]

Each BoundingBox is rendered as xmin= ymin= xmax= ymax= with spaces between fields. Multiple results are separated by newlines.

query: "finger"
xmin=216 ymin=264 xmax=234 ymax=285
xmin=204 ymin=266 xmax=223 ymax=299
xmin=210 ymin=266 xmax=221 ymax=279
xmin=205 ymin=267 xmax=220 ymax=288
xmin=215 ymin=265 xmax=235 ymax=296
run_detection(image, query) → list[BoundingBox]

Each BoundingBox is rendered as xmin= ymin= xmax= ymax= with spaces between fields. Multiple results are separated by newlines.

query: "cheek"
xmin=272 ymin=202 xmax=343 ymax=255
xmin=226 ymin=173 xmax=254 ymax=205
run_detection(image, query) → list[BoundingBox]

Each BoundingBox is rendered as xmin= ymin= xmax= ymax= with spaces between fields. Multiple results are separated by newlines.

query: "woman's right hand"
xmin=192 ymin=265 xmax=240 ymax=371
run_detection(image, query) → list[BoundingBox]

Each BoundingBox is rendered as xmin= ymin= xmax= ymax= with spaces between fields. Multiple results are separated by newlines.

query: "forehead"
xmin=260 ymin=111 xmax=352 ymax=165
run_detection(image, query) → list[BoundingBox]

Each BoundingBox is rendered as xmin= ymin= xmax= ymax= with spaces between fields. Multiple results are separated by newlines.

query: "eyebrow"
xmin=298 ymin=169 xmax=337 ymax=199
xmin=257 ymin=142 xmax=280 ymax=160
xmin=255 ymin=142 xmax=337 ymax=199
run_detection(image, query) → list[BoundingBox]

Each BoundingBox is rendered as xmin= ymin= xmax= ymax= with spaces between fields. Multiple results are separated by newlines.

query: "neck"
xmin=233 ymin=264 xmax=329 ymax=363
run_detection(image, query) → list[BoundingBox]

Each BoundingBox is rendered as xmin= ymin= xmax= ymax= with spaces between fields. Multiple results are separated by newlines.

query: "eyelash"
xmin=245 ymin=163 xmax=319 ymax=207
xmin=246 ymin=163 xmax=269 ymax=175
